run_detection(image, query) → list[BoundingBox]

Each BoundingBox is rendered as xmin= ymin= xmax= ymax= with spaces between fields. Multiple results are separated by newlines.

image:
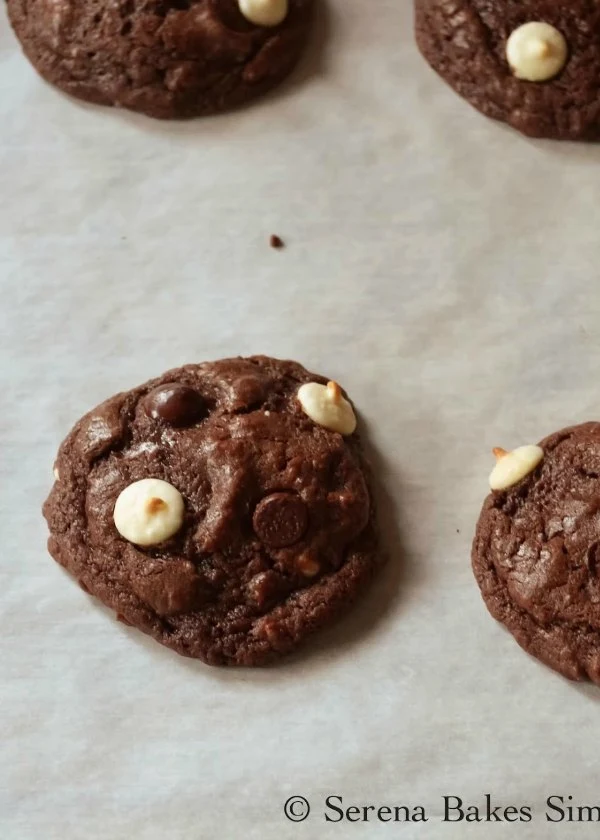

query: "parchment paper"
xmin=4 ymin=2 xmax=600 ymax=838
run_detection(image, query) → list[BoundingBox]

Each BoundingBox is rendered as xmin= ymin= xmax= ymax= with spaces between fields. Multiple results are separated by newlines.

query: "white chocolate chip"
xmin=53 ymin=466 xmax=60 ymax=481
xmin=297 ymin=380 xmax=357 ymax=436
xmin=238 ymin=0 xmax=287 ymax=26
xmin=506 ymin=22 xmax=567 ymax=82
xmin=113 ymin=478 xmax=184 ymax=546
xmin=489 ymin=445 xmax=544 ymax=491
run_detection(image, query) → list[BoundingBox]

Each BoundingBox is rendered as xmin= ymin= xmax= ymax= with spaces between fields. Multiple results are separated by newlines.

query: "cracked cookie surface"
xmin=473 ymin=422 xmax=600 ymax=683
xmin=43 ymin=356 xmax=379 ymax=666
xmin=7 ymin=0 xmax=313 ymax=118
xmin=415 ymin=0 xmax=600 ymax=139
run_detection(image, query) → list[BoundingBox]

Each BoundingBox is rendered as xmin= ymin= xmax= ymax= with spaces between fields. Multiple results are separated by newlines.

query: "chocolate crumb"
xmin=270 ymin=235 xmax=284 ymax=249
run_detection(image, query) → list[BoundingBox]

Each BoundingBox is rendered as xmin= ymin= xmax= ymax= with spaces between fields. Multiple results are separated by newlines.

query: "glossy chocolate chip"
xmin=144 ymin=383 xmax=205 ymax=427
xmin=252 ymin=492 xmax=308 ymax=548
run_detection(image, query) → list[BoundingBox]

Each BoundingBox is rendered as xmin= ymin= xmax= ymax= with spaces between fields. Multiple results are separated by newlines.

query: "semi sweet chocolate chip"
xmin=144 ymin=384 xmax=205 ymax=427
xmin=252 ymin=492 xmax=308 ymax=548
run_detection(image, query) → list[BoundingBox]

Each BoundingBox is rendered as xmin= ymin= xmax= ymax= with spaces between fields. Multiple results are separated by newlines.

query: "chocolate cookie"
xmin=473 ymin=423 xmax=600 ymax=684
xmin=7 ymin=0 xmax=313 ymax=119
xmin=43 ymin=356 xmax=379 ymax=666
xmin=415 ymin=1 xmax=600 ymax=140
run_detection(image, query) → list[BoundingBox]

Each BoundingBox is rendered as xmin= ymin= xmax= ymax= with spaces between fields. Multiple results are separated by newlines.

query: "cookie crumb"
xmin=270 ymin=234 xmax=284 ymax=249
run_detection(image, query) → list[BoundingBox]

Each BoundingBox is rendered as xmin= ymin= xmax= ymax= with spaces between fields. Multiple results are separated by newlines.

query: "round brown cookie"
xmin=7 ymin=0 xmax=313 ymax=119
xmin=43 ymin=356 xmax=379 ymax=666
xmin=415 ymin=1 xmax=600 ymax=140
xmin=472 ymin=422 xmax=600 ymax=684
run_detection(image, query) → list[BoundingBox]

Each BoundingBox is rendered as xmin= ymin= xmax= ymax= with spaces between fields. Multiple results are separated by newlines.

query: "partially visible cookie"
xmin=473 ymin=423 xmax=600 ymax=684
xmin=415 ymin=1 xmax=600 ymax=140
xmin=43 ymin=356 xmax=380 ymax=666
xmin=7 ymin=0 xmax=314 ymax=118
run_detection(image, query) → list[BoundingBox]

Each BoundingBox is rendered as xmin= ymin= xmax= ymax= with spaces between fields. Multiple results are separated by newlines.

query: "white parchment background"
xmin=3 ymin=1 xmax=600 ymax=838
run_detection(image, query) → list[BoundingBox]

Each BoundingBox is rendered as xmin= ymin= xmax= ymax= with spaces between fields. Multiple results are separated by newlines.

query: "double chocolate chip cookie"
xmin=7 ymin=0 xmax=313 ymax=118
xmin=473 ymin=423 xmax=600 ymax=684
xmin=416 ymin=1 xmax=600 ymax=140
xmin=43 ymin=356 xmax=379 ymax=666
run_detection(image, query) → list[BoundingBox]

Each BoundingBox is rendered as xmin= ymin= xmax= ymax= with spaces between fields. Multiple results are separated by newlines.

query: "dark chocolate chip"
xmin=270 ymin=234 xmax=284 ymax=249
xmin=252 ymin=492 xmax=308 ymax=548
xmin=144 ymin=383 xmax=205 ymax=427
